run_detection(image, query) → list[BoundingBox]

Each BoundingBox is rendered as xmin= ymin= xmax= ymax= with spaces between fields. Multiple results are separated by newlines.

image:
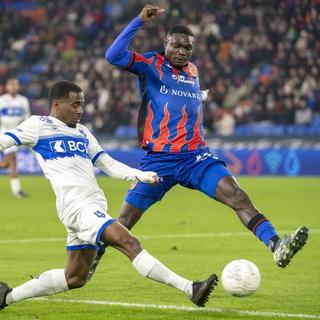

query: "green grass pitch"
xmin=0 ymin=176 xmax=319 ymax=320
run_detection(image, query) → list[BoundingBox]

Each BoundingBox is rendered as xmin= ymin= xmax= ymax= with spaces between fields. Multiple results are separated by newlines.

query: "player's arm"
xmin=96 ymin=153 xmax=158 ymax=184
xmin=83 ymin=125 xmax=158 ymax=184
xmin=24 ymin=97 xmax=31 ymax=120
xmin=0 ymin=116 xmax=39 ymax=151
xmin=0 ymin=133 xmax=16 ymax=151
xmin=201 ymin=89 xmax=209 ymax=101
xmin=105 ymin=4 xmax=165 ymax=68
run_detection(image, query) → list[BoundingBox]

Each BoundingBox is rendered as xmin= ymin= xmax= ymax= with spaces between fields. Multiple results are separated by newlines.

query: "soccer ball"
xmin=221 ymin=259 xmax=261 ymax=297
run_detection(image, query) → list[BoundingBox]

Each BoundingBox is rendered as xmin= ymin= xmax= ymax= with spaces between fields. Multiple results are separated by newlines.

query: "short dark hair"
xmin=6 ymin=77 xmax=18 ymax=84
xmin=48 ymin=80 xmax=82 ymax=103
xmin=167 ymin=25 xmax=194 ymax=37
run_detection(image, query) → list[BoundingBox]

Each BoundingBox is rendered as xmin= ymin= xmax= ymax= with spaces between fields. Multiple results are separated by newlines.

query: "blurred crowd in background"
xmin=0 ymin=0 xmax=319 ymax=137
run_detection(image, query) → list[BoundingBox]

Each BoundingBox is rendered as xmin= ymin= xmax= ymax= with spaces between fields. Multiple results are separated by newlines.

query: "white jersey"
xmin=0 ymin=93 xmax=30 ymax=132
xmin=6 ymin=115 xmax=107 ymax=221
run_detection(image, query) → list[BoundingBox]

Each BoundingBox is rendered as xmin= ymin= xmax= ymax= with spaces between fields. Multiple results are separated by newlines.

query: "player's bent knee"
xmin=65 ymin=275 xmax=88 ymax=289
xmin=64 ymin=267 xmax=89 ymax=289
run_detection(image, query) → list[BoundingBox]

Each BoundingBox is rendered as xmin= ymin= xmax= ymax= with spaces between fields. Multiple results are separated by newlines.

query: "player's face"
xmin=164 ymin=33 xmax=194 ymax=68
xmin=53 ymin=91 xmax=84 ymax=128
xmin=6 ymin=79 xmax=20 ymax=95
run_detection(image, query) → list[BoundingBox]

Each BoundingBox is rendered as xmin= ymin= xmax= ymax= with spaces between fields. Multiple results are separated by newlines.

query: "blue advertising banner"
xmin=1 ymin=147 xmax=320 ymax=176
xmin=212 ymin=148 xmax=319 ymax=176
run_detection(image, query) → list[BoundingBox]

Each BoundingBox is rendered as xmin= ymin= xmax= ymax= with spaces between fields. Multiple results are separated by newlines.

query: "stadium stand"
xmin=0 ymin=0 xmax=319 ymax=137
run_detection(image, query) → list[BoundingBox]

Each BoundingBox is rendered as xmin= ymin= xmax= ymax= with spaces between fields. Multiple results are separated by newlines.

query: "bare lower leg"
xmin=118 ymin=202 xmax=144 ymax=230
xmin=100 ymin=221 xmax=142 ymax=260
xmin=0 ymin=154 xmax=10 ymax=169
xmin=215 ymin=176 xmax=279 ymax=250
xmin=100 ymin=222 xmax=193 ymax=295
xmin=65 ymin=249 xmax=96 ymax=288
xmin=5 ymin=249 xmax=96 ymax=306
xmin=215 ymin=176 xmax=260 ymax=225
xmin=8 ymin=154 xmax=18 ymax=179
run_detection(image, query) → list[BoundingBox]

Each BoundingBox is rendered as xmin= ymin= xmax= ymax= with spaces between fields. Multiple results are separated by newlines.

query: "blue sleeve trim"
xmin=66 ymin=244 xmax=99 ymax=251
xmin=92 ymin=150 xmax=105 ymax=165
xmin=4 ymin=132 xmax=22 ymax=146
xmin=95 ymin=219 xmax=117 ymax=248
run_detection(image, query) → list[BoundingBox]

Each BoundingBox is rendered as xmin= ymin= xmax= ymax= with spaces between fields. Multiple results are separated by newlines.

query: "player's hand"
xmin=135 ymin=171 xmax=159 ymax=185
xmin=201 ymin=89 xmax=209 ymax=101
xmin=139 ymin=4 xmax=165 ymax=22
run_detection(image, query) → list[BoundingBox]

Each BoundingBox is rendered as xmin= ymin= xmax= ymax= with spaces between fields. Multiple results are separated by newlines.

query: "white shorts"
xmin=3 ymin=145 xmax=18 ymax=155
xmin=63 ymin=202 xmax=116 ymax=251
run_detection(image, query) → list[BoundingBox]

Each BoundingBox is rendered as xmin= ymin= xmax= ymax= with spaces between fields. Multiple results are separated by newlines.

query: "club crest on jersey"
xmin=188 ymin=66 xmax=197 ymax=78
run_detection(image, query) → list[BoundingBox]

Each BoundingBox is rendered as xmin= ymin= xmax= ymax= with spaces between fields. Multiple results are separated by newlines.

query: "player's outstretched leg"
xmin=0 ymin=269 xmax=69 ymax=311
xmin=1 ymin=249 xmax=96 ymax=311
xmin=273 ymin=226 xmax=309 ymax=268
xmin=214 ymin=175 xmax=309 ymax=267
xmin=132 ymin=249 xmax=218 ymax=307
xmin=0 ymin=282 xmax=12 ymax=310
xmin=190 ymin=274 xmax=218 ymax=307
xmin=102 ymin=222 xmax=218 ymax=307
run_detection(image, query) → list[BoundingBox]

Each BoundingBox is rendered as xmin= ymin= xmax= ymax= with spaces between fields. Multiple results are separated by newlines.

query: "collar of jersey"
xmin=48 ymin=116 xmax=78 ymax=129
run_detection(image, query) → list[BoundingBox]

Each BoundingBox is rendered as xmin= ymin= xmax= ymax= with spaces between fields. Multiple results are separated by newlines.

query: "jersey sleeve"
xmin=105 ymin=16 xmax=154 ymax=75
xmin=105 ymin=16 xmax=143 ymax=68
xmin=126 ymin=51 xmax=156 ymax=75
xmin=4 ymin=115 xmax=39 ymax=147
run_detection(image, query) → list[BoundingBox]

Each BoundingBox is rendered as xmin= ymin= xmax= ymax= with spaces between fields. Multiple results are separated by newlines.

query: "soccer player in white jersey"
xmin=0 ymin=81 xmax=218 ymax=311
xmin=0 ymin=78 xmax=30 ymax=197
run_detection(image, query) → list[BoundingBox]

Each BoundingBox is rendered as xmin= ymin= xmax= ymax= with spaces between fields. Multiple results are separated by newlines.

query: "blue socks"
xmin=247 ymin=214 xmax=279 ymax=252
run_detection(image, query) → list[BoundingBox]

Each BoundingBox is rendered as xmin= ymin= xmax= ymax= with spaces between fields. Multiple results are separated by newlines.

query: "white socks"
xmin=132 ymin=249 xmax=193 ymax=297
xmin=6 ymin=269 xmax=68 ymax=305
xmin=10 ymin=177 xmax=21 ymax=195
xmin=5 ymin=252 xmax=193 ymax=305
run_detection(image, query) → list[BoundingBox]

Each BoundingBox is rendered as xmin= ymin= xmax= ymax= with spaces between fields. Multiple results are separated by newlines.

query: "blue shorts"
xmin=125 ymin=148 xmax=232 ymax=211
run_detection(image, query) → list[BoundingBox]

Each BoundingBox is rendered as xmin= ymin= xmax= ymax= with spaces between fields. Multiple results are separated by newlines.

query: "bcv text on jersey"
xmin=33 ymin=135 xmax=90 ymax=161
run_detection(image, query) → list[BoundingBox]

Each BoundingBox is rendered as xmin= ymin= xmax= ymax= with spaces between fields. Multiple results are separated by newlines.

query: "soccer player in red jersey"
xmin=93 ymin=5 xmax=309 ymax=276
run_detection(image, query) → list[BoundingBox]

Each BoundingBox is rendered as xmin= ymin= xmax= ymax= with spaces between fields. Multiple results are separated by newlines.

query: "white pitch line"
xmin=138 ymin=229 xmax=320 ymax=240
xmin=34 ymin=297 xmax=320 ymax=319
xmin=0 ymin=229 xmax=319 ymax=244
xmin=0 ymin=237 xmax=64 ymax=244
